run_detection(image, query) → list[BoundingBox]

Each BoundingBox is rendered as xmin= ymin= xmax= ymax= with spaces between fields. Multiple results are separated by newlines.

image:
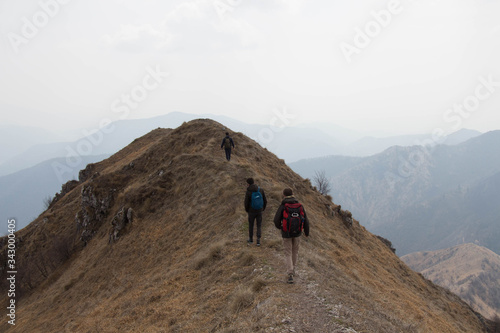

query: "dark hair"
xmin=283 ymin=188 xmax=293 ymax=196
xmin=246 ymin=178 xmax=254 ymax=185
xmin=225 ymin=132 xmax=229 ymax=136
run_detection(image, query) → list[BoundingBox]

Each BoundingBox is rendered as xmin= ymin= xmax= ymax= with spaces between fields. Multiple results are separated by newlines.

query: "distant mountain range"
xmin=402 ymin=243 xmax=500 ymax=320
xmin=290 ymin=130 xmax=500 ymax=256
xmin=0 ymin=112 xmax=482 ymax=177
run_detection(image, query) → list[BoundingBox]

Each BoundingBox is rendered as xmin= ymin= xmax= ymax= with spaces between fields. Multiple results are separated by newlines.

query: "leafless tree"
xmin=43 ymin=195 xmax=53 ymax=210
xmin=313 ymin=170 xmax=331 ymax=196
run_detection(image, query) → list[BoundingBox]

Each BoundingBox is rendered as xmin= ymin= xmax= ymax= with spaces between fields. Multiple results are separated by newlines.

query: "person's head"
xmin=283 ymin=188 xmax=293 ymax=197
xmin=246 ymin=178 xmax=254 ymax=186
xmin=225 ymin=132 xmax=229 ymax=136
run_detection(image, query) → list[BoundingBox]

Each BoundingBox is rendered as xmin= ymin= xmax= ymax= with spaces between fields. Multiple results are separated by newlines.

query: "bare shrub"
xmin=251 ymin=278 xmax=267 ymax=293
xmin=43 ymin=196 xmax=53 ymax=210
xmin=313 ymin=170 xmax=331 ymax=196
xmin=194 ymin=242 xmax=225 ymax=270
xmin=238 ymin=252 xmax=255 ymax=266
xmin=51 ymin=235 xmax=75 ymax=261
xmin=230 ymin=287 xmax=254 ymax=313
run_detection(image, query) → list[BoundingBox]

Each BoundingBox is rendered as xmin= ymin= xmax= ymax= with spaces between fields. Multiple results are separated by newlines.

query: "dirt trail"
xmin=269 ymin=251 xmax=357 ymax=333
xmin=243 ymin=235 xmax=357 ymax=333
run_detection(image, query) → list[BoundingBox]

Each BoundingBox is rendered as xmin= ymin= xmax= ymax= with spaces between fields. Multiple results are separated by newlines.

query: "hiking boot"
xmin=247 ymin=239 xmax=253 ymax=245
xmin=256 ymin=239 xmax=261 ymax=246
xmin=287 ymin=273 xmax=294 ymax=284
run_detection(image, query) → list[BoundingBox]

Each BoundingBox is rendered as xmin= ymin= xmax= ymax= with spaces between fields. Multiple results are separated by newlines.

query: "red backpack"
xmin=282 ymin=203 xmax=305 ymax=236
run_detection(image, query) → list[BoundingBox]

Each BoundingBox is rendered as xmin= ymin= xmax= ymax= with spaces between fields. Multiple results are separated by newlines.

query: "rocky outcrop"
xmin=48 ymin=179 xmax=80 ymax=208
xmin=377 ymin=235 xmax=396 ymax=253
xmin=333 ymin=205 xmax=353 ymax=228
xmin=108 ymin=206 xmax=134 ymax=244
xmin=75 ymin=185 xmax=115 ymax=245
xmin=79 ymin=163 xmax=99 ymax=183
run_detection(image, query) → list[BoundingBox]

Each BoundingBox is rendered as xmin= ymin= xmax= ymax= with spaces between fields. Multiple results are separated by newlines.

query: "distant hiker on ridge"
xmin=274 ymin=188 xmax=310 ymax=284
xmin=244 ymin=178 xmax=267 ymax=246
xmin=221 ymin=132 xmax=235 ymax=161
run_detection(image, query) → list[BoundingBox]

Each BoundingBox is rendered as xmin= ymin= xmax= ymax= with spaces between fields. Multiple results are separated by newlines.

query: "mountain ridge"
xmin=0 ymin=112 xmax=483 ymax=177
xmin=0 ymin=119 xmax=493 ymax=332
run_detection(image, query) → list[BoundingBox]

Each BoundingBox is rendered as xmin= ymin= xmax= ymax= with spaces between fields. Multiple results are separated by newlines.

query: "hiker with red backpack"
xmin=244 ymin=178 xmax=267 ymax=246
xmin=274 ymin=188 xmax=310 ymax=284
xmin=221 ymin=132 xmax=235 ymax=161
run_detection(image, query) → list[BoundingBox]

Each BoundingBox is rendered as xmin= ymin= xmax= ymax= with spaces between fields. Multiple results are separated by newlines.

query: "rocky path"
xmin=253 ymin=247 xmax=359 ymax=333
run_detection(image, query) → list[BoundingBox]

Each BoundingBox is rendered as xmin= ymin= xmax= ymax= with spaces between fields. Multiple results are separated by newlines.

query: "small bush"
xmin=251 ymin=279 xmax=267 ymax=293
xmin=230 ymin=287 xmax=254 ymax=313
xmin=194 ymin=242 xmax=225 ymax=270
xmin=43 ymin=196 xmax=53 ymax=210
xmin=239 ymin=252 xmax=255 ymax=266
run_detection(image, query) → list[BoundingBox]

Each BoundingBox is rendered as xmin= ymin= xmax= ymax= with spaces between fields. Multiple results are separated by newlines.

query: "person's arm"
xmin=221 ymin=138 xmax=225 ymax=149
xmin=302 ymin=206 xmax=310 ymax=237
xmin=274 ymin=205 xmax=284 ymax=229
xmin=261 ymin=189 xmax=267 ymax=211
xmin=244 ymin=190 xmax=250 ymax=212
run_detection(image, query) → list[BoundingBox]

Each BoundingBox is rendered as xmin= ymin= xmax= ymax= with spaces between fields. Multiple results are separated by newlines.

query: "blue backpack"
xmin=251 ymin=187 xmax=264 ymax=210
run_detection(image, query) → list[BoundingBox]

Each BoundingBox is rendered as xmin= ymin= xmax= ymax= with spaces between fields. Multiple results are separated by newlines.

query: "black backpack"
xmin=224 ymin=137 xmax=232 ymax=149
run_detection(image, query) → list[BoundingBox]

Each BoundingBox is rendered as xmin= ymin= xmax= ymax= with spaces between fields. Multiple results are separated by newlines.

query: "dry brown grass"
xmin=403 ymin=243 xmax=500 ymax=321
xmin=0 ymin=119 xmax=492 ymax=333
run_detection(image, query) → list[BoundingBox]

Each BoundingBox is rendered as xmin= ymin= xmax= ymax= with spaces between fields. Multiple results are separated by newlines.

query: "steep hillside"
xmin=402 ymin=244 xmax=500 ymax=320
xmin=378 ymin=171 xmax=500 ymax=256
xmin=0 ymin=120 xmax=492 ymax=332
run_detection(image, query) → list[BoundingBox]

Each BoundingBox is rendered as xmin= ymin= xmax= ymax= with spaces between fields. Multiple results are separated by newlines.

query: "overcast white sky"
xmin=1 ymin=0 xmax=500 ymax=136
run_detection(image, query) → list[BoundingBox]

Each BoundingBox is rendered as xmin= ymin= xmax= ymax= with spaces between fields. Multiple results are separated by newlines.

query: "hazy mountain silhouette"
xmin=1 ymin=112 xmax=481 ymax=178
xmin=378 ymin=170 xmax=500 ymax=256
xmin=290 ymin=131 xmax=500 ymax=256
xmin=0 ymin=125 xmax=61 ymax=166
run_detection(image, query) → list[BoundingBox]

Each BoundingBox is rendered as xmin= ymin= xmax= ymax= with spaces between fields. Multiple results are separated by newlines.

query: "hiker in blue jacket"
xmin=221 ymin=132 xmax=235 ymax=161
xmin=244 ymin=178 xmax=267 ymax=246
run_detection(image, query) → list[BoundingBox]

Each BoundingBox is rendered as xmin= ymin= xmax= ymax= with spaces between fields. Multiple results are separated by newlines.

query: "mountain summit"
xmin=0 ymin=119 xmax=494 ymax=332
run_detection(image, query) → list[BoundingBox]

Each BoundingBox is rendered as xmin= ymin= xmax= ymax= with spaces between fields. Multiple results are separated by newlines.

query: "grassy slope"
xmin=0 ymin=119 xmax=490 ymax=332
xmin=402 ymin=243 xmax=500 ymax=321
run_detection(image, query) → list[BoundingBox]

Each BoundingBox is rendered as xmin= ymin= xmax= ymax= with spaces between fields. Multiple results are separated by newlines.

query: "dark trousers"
xmin=224 ymin=148 xmax=232 ymax=161
xmin=248 ymin=211 xmax=262 ymax=241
